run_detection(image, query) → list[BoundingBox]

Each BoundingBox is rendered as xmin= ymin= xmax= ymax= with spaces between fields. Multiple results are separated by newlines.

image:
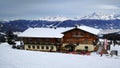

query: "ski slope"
xmin=0 ymin=43 xmax=120 ymax=68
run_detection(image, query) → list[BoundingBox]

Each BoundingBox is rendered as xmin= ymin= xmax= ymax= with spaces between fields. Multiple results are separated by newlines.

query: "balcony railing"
xmin=72 ymin=35 xmax=83 ymax=37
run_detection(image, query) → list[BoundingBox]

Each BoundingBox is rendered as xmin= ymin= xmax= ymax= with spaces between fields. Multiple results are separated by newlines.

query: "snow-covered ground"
xmin=0 ymin=43 xmax=120 ymax=68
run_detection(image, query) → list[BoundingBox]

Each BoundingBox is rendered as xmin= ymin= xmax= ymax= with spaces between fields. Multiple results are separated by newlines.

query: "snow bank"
xmin=0 ymin=43 xmax=120 ymax=68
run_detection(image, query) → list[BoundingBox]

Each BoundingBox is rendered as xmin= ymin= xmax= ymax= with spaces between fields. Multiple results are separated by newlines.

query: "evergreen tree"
xmin=6 ymin=30 xmax=15 ymax=45
xmin=0 ymin=35 xmax=6 ymax=43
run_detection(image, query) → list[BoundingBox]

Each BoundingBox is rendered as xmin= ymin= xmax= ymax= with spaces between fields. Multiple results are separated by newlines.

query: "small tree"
xmin=0 ymin=35 xmax=6 ymax=43
xmin=6 ymin=30 xmax=15 ymax=45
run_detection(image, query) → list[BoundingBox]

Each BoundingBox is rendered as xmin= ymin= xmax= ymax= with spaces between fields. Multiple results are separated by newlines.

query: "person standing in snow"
xmin=100 ymin=51 xmax=103 ymax=57
xmin=104 ymin=39 xmax=108 ymax=50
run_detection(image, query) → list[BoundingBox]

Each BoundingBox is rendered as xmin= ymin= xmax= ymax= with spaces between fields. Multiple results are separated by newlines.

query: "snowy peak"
xmin=1 ymin=13 xmax=120 ymax=22
xmin=38 ymin=13 xmax=120 ymax=21
xmin=79 ymin=12 xmax=120 ymax=20
xmin=38 ymin=16 xmax=70 ymax=21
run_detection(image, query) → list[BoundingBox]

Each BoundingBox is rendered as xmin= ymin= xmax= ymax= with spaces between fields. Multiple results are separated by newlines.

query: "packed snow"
xmin=0 ymin=42 xmax=120 ymax=68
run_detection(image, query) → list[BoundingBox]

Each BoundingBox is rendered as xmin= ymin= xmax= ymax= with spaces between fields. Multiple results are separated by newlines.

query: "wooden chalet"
xmin=62 ymin=26 xmax=100 ymax=51
xmin=18 ymin=25 xmax=100 ymax=52
xmin=18 ymin=27 xmax=72 ymax=52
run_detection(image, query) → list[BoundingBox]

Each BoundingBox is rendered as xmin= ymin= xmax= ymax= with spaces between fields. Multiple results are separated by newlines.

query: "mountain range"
xmin=0 ymin=12 xmax=120 ymax=32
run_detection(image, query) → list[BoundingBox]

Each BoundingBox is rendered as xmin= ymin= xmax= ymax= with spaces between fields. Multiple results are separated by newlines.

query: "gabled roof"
xmin=62 ymin=25 xmax=100 ymax=35
xmin=18 ymin=25 xmax=100 ymax=38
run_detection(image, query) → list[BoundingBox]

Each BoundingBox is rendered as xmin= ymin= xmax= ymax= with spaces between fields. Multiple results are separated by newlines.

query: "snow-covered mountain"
xmin=38 ymin=16 xmax=70 ymax=21
xmin=78 ymin=12 xmax=120 ymax=20
xmin=38 ymin=13 xmax=120 ymax=21
xmin=0 ymin=13 xmax=120 ymax=32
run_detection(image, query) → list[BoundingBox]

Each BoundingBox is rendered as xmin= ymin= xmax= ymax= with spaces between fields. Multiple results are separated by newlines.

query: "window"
xmin=28 ymin=45 xmax=31 ymax=49
xmin=72 ymin=32 xmax=82 ymax=38
xmin=56 ymin=38 xmax=61 ymax=46
xmin=89 ymin=34 xmax=93 ymax=38
xmin=27 ymin=38 xmax=32 ymax=43
xmin=81 ymin=31 xmax=85 ymax=35
xmin=41 ymin=46 xmax=44 ymax=49
xmin=36 ymin=39 xmax=42 ymax=44
xmin=84 ymin=39 xmax=88 ymax=44
xmin=56 ymin=38 xmax=61 ymax=43
xmin=46 ymin=46 xmax=49 ymax=49
xmin=37 ymin=46 xmax=40 ymax=49
xmin=85 ymin=46 xmax=88 ymax=51
xmin=76 ymin=32 xmax=79 ymax=35
xmin=32 ymin=46 xmax=35 ymax=49
xmin=67 ymin=39 xmax=72 ymax=43
xmin=71 ymin=32 xmax=74 ymax=36
xmin=46 ymin=39 xmax=51 ymax=44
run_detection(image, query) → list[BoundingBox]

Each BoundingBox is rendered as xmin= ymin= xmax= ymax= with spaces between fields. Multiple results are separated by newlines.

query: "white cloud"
xmin=98 ymin=5 xmax=119 ymax=9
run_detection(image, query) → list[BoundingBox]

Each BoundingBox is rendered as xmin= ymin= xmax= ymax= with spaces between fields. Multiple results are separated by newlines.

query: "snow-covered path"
xmin=0 ymin=43 xmax=120 ymax=68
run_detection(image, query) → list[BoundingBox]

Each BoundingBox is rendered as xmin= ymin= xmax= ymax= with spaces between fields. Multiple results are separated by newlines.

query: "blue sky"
xmin=0 ymin=0 xmax=120 ymax=20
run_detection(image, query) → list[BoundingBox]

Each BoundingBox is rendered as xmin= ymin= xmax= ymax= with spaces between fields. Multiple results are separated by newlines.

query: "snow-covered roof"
xmin=18 ymin=25 xmax=100 ymax=38
xmin=99 ymin=29 xmax=120 ymax=35
xmin=62 ymin=25 xmax=100 ymax=35
xmin=77 ymin=25 xmax=100 ymax=35
xmin=18 ymin=27 xmax=73 ymax=38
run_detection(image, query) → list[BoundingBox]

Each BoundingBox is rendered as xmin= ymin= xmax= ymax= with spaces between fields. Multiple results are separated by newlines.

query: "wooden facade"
xmin=22 ymin=37 xmax=61 ymax=52
xmin=62 ymin=28 xmax=98 ymax=51
xmin=19 ymin=26 xmax=99 ymax=52
xmin=62 ymin=28 xmax=97 ymax=44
